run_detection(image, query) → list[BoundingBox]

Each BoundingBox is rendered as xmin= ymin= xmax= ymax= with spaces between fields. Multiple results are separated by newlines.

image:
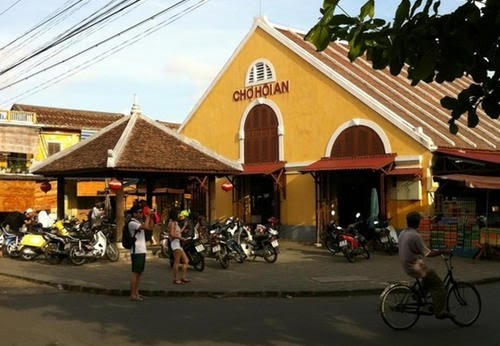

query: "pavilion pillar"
xmin=57 ymin=177 xmax=65 ymax=220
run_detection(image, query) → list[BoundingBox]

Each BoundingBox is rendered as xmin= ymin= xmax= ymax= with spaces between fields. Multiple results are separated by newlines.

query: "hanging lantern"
xmin=221 ymin=181 xmax=233 ymax=192
xmin=40 ymin=181 xmax=51 ymax=193
xmin=108 ymin=178 xmax=122 ymax=193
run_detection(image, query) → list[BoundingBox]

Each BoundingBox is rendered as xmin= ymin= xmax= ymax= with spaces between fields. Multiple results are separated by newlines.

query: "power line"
xmin=0 ymin=0 xmax=210 ymax=103
xmin=0 ymin=0 xmax=141 ymax=75
xmin=0 ymin=0 xmax=24 ymax=18
xmin=0 ymin=0 xmax=148 ymax=88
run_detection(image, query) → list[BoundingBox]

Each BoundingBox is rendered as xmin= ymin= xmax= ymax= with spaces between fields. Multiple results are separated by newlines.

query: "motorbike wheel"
xmin=217 ymin=246 xmax=230 ymax=269
xmin=343 ymin=244 xmax=355 ymax=263
xmin=191 ymin=252 xmax=205 ymax=272
xmin=1 ymin=245 xmax=9 ymax=258
xmin=68 ymin=245 xmax=87 ymax=266
xmin=160 ymin=244 xmax=170 ymax=259
xmin=235 ymin=253 xmax=245 ymax=264
xmin=263 ymin=244 xmax=278 ymax=263
xmin=105 ymin=243 xmax=120 ymax=262
xmin=21 ymin=247 xmax=37 ymax=261
xmin=325 ymin=238 xmax=339 ymax=254
xmin=3 ymin=243 xmax=19 ymax=258
xmin=44 ymin=242 xmax=63 ymax=265
xmin=361 ymin=247 xmax=370 ymax=260
xmin=387 ymin=238 xmax=398 ymax=256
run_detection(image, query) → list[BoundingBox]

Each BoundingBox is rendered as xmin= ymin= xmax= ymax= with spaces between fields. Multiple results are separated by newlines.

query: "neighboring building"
xmin=0 ymin=104 xmax=123 ymax=218
xmin=178 ymin=17 xmax=500 ymax=242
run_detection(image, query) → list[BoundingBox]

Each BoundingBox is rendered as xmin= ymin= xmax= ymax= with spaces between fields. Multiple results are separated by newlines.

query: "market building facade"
xmin=178 ymin=17 xmax=500 ymax=244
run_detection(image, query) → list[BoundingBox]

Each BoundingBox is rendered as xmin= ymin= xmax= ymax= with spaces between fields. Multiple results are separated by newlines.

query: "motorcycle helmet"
xmin=179 ymin=210 xmax=189 ymax=220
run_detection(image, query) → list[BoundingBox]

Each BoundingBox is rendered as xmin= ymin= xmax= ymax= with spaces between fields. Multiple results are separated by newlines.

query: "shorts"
xmin=170 ymin=238 xmax=182 ymax=251
xmin=131 ymin=253 xmax=146 ymax=273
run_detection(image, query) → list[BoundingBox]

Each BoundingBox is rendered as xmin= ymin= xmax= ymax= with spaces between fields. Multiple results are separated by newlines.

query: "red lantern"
xmin=40 ymin=181 xmax=51 ymax=193
xmin=108 ymin=178 xmax=122 ymax=193
xmin=221 ymin=182 xmax=233 ymax=192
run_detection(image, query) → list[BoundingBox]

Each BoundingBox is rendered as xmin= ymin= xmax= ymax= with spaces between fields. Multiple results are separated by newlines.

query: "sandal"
xmin=130 ymin=295 xmax=144 ymax=301
xmin=181 ymin=278 xmax=191 ymax=283
xmin=173 ymin=280 xmax=183 ymax=285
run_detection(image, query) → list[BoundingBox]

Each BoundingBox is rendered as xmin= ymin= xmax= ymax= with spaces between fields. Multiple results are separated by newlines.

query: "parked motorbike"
xmin=338 ymin=212 xmax=370 ymax=262
xmin=167 ymin=229 xmax=206 ymax=272
xmin=205 ymin=218 xmax=240 ymax=269
xmin=1 ymin=222 xmax=23 ymax=258
xmin=68 ymin=227 xmax=120 ymax=265
xmin=159 ymin=226 xmax=170 ymax=258
xmin=372 ymin=219 xmax=399 ymax=255
xmin=223 ymin=218 xmax=246 ymax=263
xmin=238 ymin=223 xmax=279 ymax=263
xmin=321 ymin=210 xmax=344 ymax=254
xmin=18 ymin=221 xmax=74 ymax=264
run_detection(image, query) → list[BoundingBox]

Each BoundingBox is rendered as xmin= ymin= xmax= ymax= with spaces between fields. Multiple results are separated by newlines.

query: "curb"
xmin=4 ymin=270 xmax=499 ymax=299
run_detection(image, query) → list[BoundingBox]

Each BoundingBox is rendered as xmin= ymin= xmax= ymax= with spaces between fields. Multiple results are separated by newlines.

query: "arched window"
xmin=244 ymin=104 xmax=279 ymax=163
xmin=245 ymin=59 xmax=275 ymax=86
xmin=331 ymin=125 xmax=385 ymax=157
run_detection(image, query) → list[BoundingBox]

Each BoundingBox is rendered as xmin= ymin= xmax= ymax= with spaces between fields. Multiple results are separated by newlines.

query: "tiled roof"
xmin=30 ymin=112 xmax=242 ymax=177
xmin=258 ymin=18 xmax=498 ymax=151
xmin=11 ymin=103 xmax=124 ymax=130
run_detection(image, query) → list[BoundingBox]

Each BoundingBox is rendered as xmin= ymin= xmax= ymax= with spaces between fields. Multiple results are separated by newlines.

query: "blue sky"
xmin=0 ymin=0 xmax=464 ymax=123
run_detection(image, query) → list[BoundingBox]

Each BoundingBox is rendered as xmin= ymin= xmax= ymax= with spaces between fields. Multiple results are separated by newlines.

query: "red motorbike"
xmin=338 ymin=212 xmax=370 ymax=262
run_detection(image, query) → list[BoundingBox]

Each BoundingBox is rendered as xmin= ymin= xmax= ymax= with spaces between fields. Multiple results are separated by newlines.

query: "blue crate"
xmin=453 ymin=247 xmax=479 ymax=258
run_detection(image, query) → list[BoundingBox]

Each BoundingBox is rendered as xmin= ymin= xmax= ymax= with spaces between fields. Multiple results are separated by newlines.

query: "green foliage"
xmin=304 ymin=0 xmax=500 ymax=134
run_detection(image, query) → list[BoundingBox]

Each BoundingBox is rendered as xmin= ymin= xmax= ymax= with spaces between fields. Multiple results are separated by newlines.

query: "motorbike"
xmin=338 ymin=212 xmax=370 ymax=262
xmin=159 ymin=226 xmax=170 ymax=258
xmin=206 ymin=224 xmax=231 ymax=269
xmin=372 ymin=219 xmax=399 ymax=255
xmin=68 ymin=226 xmax=120 ymax=265
xmin=223 ymin=217 xmax=247 ymax=263
xmin=18 ymin=221 xmax=74 ymax=264
xmin=167 ymin=229 xmax=206 ymax=272
xmin=238 ymin=222 xmax=279 ymax=263
xmin=205 ymin=217 xmax=246 ymax=269
xmin=321 ymin=210 xmax=344 ymax=255
xmin=1 ymin=222 xmax=24 ymax=258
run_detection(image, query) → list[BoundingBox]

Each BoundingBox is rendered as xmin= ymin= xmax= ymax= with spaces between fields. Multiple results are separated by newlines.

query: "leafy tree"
xmin=305 ymin=0 xmax=499 ymax=134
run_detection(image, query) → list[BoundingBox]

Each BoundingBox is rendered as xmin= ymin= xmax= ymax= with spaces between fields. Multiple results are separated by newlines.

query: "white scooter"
xmin=68 ymin=228 xmax=120 ymax=265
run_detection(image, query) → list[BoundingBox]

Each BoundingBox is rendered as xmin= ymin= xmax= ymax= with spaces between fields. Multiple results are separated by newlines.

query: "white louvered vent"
xmin=246 ymin=59 xmax=276 ymax=86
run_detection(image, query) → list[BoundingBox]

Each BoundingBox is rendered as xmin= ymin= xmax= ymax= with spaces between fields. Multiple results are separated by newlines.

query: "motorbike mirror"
xmin=330 ymin=210 xmax=336 ymax=216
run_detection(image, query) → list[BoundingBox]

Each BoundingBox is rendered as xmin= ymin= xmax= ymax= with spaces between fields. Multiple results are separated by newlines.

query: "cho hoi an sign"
xmin=232 ymin=80 xmax=289 ymax=102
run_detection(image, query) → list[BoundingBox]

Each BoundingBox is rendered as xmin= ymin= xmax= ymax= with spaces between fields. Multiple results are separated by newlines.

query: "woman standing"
xmin=168 ymin=209 xmax=190 ymax=284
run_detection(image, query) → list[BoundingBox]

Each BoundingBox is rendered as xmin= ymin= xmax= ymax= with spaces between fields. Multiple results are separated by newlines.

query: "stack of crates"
xmin=432 ymin=197 xmax=478 ymax=257
xmin=419 ymin=216 xmax=431 ymax=247
xmin=480 ymin=228 xmax=500 ymax=247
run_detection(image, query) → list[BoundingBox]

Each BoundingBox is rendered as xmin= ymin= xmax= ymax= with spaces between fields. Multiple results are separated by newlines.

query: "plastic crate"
xmin=454 ymin=247 xmax=479 ymax=258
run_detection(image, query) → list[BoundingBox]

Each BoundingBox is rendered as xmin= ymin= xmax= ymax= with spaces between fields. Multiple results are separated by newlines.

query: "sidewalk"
xmin=1 ymin=240 xmax=499 ymax=297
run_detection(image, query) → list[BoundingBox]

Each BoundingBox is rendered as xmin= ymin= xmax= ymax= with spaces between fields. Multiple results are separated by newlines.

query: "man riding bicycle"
xmin=398 ymin=211 xmax=454 ymax=319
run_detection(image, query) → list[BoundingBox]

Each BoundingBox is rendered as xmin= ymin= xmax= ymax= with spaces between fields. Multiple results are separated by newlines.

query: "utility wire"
xmin=0 ymin=0 xmax=209 ymax=99
xmin=0 ymin=0 xmax=141 ymax=75
xmin=0 ymin=0 xmax=149 ymax=88
xmin=0 ymin=0 xmax=87 ymax=52
xmin=0 ymin=0 xmax=24 ymax=18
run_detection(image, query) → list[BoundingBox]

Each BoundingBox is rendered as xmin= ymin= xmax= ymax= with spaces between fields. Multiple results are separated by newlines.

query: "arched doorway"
xmin=236 ymin=104 xmax=282 ymax=224
xmin=308 ymin=124 xmax=392 ymax=229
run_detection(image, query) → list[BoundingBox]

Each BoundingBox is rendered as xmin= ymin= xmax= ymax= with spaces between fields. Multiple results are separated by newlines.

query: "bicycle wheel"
xmin=379 ymin=284 xmax=420 ymax=330
xmin=447 ymin=281 xmax=481 ymax=327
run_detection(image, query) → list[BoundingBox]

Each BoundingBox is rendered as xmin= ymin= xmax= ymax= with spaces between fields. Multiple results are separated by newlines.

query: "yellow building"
xmin=179 ymin=17 xmax=499 ymax=241
xmin=0 ymin=105 xmax=122 ymax=217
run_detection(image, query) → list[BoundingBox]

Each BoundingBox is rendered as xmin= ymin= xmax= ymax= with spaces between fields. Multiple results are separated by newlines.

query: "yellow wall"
xmin=181 ymin=26 xmax=433 ymax=232
xmin=34 ymin=132 xmax=80 ymax=162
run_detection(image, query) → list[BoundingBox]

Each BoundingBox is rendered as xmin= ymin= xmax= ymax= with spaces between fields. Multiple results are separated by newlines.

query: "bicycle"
xmin=379 ymin=250 xmax=481 ymax=330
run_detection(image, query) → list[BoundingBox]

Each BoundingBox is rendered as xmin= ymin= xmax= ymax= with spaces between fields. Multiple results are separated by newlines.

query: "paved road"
xmin=0 ymin=240 xmax=499 ymax=297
